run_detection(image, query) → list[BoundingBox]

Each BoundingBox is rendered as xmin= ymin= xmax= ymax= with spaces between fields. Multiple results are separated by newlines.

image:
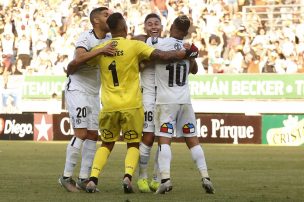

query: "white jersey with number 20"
xmin=67 ymin=30 xmax=111 ymax=94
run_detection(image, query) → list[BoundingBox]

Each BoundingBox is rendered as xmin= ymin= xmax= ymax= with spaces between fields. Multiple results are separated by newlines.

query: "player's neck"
xmin=170 ymin=33 xmax=183 ymax=40
xmin=93 ymin=28 xmax=107 ymax=39
xmin=111 ymin=32 xmax=127 ymax=38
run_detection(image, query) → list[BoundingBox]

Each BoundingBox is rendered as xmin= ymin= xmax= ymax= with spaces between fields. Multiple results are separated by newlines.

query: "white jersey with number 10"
xmin=152 ymin=37 xmax=191 ymax=104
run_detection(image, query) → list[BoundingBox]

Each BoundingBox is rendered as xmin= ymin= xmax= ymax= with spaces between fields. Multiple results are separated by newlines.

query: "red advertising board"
xmin=0 ymin=114 xmax=34 ymax=140
xmin=52 ymin=112 xmax=74 ymax=141
xmin=195 ymin=113 xmax=262 ymax=144
xmin=33 ymin=113 xmax=53 ymax=141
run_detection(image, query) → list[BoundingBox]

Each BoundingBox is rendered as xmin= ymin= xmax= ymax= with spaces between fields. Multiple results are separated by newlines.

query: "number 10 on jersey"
xmin=166 ymin=62 xmax=187 ymax=87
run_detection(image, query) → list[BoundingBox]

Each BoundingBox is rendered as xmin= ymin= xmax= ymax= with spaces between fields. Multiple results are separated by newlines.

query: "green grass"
xmin=0 ymin=141 xmax=303 ymax=202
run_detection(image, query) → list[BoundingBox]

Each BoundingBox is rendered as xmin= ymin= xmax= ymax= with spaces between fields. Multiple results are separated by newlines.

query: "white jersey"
xmin=140 ymin=37 xmax=157 ymax=102
xmin=153 ymin=37 xmax=191 ymax=104
xmin=66 ymin=30 xmax=111 ymax=95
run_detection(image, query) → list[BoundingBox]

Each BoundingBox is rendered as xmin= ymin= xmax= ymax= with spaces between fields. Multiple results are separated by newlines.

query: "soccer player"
xmin=134 ymin=13 xmax=163 ymax=193
xmin=84 ymin=12 xmax=198 ymax=194
xmin=58 ymin=7 xmax=116 ymax=192
xmin=152 ymin=15 xmax=215 ymax=194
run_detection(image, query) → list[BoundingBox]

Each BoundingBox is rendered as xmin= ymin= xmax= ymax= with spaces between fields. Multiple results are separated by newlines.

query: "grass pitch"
xmin=0 ymin=141 xmax=303 ymax=202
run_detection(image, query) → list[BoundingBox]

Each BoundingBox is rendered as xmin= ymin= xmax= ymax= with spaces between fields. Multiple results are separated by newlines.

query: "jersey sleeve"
xmin=86 ymin=43 xmax=104 ymax=66
xmin=75 ymin=32 xmax=90 ymax=51
xmin=135 ymin=40 xmax=155 ymax=62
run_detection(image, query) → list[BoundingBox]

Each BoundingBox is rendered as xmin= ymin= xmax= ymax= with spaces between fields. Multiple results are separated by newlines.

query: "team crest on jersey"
xmin=182 ymin=123 xmax=195 ymax=134
xmin=160 ymin=123 xmax=173 ymax=134
xmin=102 ymin=129 xmax=114 ymax=139
xmin=174 ymin=43 xmax=182 ymax=50
xmin=124 ymin=130 xmax=138 ymax=140
xmin=111 ymin=40 xmax=118 ymax=47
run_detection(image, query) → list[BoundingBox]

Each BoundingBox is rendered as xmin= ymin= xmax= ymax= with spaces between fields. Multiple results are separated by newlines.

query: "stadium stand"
xmin=0 ymin=0 xmax=304 ymax=77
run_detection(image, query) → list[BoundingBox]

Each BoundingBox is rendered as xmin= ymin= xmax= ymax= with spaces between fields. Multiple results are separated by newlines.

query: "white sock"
xmin=63 ymin=136 xmax=83 ymax=177
xmin=79 ymin=139 xmax=97 ymax=179
xmin=139 ymin=142 xmax=152 ymax=179
xmin=190 ymin=145 xmax=209 ymax=178
xmin=152 ymin=147 xmax=160 ymax=182
xmin=158 ymin=144 xmax=171 ymax=180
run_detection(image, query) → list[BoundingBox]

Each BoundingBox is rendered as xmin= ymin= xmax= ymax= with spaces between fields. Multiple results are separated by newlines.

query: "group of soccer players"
xmin=58 ymin=6 xmax=215 ymax=195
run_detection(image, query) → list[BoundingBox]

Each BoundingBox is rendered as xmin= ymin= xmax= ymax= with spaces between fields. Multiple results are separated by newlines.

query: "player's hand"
xmin=183 ymin=42 xmax=191 ymax=50
xmin=185 ymin=43 xmax=199 ymax=58
xmin=100 ymin=43 xmax=116 ymax=56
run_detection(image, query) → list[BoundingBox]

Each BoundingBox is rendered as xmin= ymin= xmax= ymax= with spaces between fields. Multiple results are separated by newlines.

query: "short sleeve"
xmin=86 ymin=44 xmax=104 ymax=66
xmin=136 ymin=40 xmax=155 ymax=62
xmin=75 ymin=32 xmax=90 ymax=51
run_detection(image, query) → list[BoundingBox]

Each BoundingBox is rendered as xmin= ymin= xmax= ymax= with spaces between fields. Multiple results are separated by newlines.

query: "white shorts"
xmin=65 ymin=89 xmax=100 ymax=130
xmin=155 ymin=104 xmax=197 ymax=138
xmin=143 ymin=101 xmax=155 ymax=133
xmin=142 ymin=85 xmax=156 ymax=133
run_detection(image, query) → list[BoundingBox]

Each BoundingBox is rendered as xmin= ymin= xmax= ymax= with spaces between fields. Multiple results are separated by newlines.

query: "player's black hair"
xmin=144 ymin=13 xmax=161 ymax=23
xmin=89 ymin=7 xmax=108 ymax=24
xmin=173 ymin=15 xmax=190 ymax=33
xmin=106 ymin=12 xmax=124 ymax=31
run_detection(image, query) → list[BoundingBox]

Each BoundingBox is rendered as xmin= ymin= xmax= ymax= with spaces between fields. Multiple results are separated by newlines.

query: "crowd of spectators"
xmin=1 ymin=0 xmax=304 ymax=79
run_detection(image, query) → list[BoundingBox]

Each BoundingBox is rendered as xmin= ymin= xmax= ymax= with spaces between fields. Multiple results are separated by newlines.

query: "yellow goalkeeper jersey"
xmin=88 ymin=37 xmax=155 ymax=112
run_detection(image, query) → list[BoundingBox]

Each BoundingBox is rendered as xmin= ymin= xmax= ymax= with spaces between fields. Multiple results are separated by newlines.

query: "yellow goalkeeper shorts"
xmin=98 ymin=107 xmax=144 ymax=143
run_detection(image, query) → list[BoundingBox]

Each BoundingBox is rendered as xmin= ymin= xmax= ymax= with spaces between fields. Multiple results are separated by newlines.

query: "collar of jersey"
xmin=111 ymin=37 xmax=124 ymax=40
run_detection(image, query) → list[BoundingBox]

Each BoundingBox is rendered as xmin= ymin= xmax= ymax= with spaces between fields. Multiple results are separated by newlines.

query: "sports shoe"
xmin=58 ymin=176 xmax=79 ymax=192
xmin=137 ymin=178 xmax=151 ymax=193
xmin=123 ymin=177 xmax=134 ymax=194
xmin=86 ymin=180 xmax=99 ymax=193
xmin=76 ymin=178 xmax=90 ymax=191
xmin=149 ymin=179 xmax=160 ymax=192
xmin=202 ymin=177 xmax=215 ymax=194
xmin=155 ymin=180 xmax=172 ymax=194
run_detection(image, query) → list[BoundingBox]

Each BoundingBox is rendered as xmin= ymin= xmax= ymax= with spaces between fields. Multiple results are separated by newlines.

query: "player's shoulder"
xmin=78 ymin=29 xmax=94 ymax=39
xmin=104 ymin=33 xmax=112 ymax=41
xmin=146 ymin=37 xmax=165 ymax=47
xmin=132 ymin=34 xmax=148 ymax=42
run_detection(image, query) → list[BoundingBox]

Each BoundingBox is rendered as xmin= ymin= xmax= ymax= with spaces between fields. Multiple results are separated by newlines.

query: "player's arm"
xmin=149 ymin=46 xmax=199 ymax=61
xmin=150 ymin=49 xmax=185 ymax=61
xmin=189 ymin=58 xmax=198 ymax=74
xmin=67 ymin=43 xmax=116 ymax=76
xmin=132 ymin=34 xmax=148 ymax=42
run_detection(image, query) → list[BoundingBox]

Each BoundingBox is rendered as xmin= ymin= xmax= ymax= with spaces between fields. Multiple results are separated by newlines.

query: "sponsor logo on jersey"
xmin=76 ymin=118 xmax=82 ymax=125
xmin=144 ymin=122 xmax=148 ymax=129
xmin=183 ymin=123 xmax=195 ymax=134
xmin=111 ymin=40 xmax=118 ymax=47
xmin=160 ymin=123 xmax=173 ymax=134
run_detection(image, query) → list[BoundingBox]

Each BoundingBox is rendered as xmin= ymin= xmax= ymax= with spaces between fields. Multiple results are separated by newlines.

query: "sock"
xmin=190 ymin=145 xmax=209 ymax=178
xmin=138 ymin=143 xmax=152 ymax=179
xmin=79 ymin=139 xmax=97 ymax=179
xmin=90 ymin=146 xmax=111 ymax=178
xmin=152 ymin=147 xmax=160 ymax=182
xmin=125 ymin=147 xmax=140 ymax=177
xmin=158 ymin=144 xmax=171 ymax=180
xmin=63 ymin=136 xmax=83 ymax=177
